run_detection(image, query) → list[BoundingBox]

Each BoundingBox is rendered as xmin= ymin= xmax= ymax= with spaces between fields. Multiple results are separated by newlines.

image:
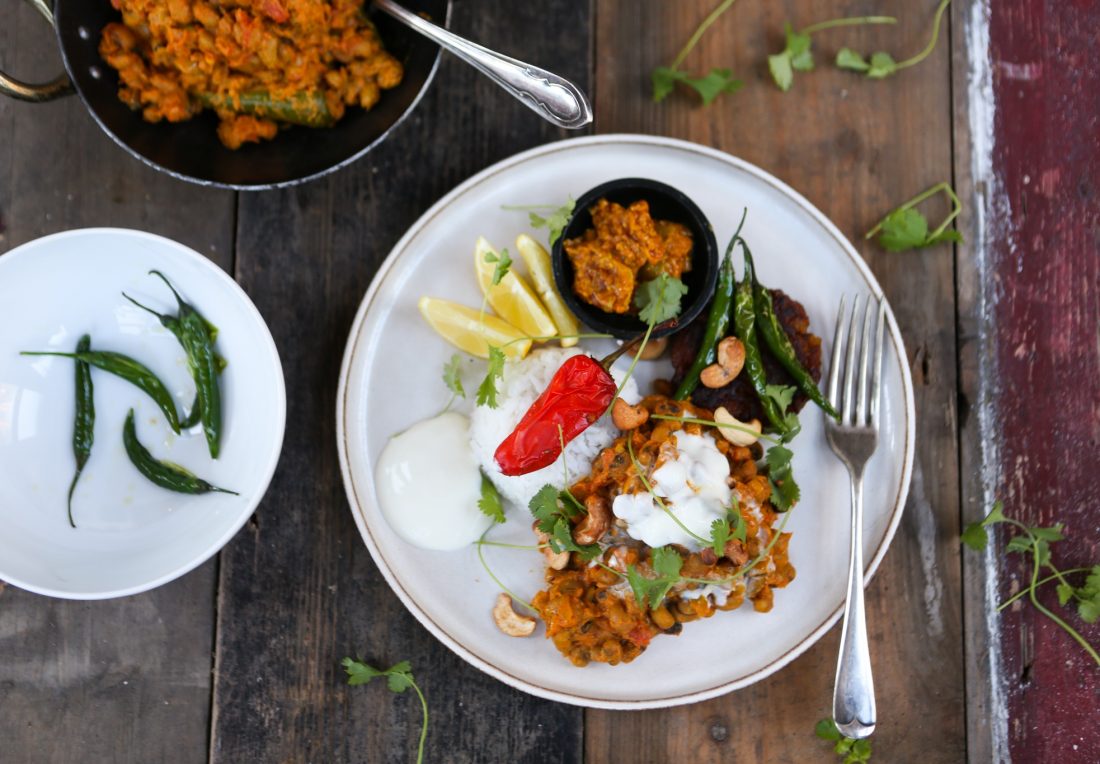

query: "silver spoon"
xmin=373 ymin=0 xmax=592 ymax=130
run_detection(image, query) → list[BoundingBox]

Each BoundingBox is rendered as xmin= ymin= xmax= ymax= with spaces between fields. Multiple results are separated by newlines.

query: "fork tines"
xmin=827 ymin=295 xmax=887 ymax=429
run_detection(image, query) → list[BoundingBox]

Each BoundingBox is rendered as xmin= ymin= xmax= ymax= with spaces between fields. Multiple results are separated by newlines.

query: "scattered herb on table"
xmin=652 ymin=0 xmax=742 ymax=105
xmin=866 ymin=181 xmax=963 ymax=252
xmin=816 ymin=718 xmax=873 ymax=763
xmin=125 ymin=271 xmax=224 ymax=458
xmin=342 ymin=657 xmax=429 ymax=764
xmin=502 ymin=198 xmax=576 ymax=246
xmin=836 ymin=0 xmax=951 ymax=80
xmin=768 ymin=16 xmax=896 ymax=91
xmin=962 ymin=501 xmax=1100 ymax=665
xmin=477 ymin=472 xmax=506 ymax=525
xmin=122 ymin=409 xmax=236 ymax=495
xmin=66 ymin=334 xmax=95 ymax=528
xmin=22 ymin=349 xmax=182 ymax=434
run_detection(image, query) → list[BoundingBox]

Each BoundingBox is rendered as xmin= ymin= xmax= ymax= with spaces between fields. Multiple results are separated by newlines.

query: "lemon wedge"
xmin=515 ymin=233 xmax=581 ymax=348
xmin=474 ymin=237 xmax=558 ymax=341
xmin=417 ymin=297 xmax=532 ymax=359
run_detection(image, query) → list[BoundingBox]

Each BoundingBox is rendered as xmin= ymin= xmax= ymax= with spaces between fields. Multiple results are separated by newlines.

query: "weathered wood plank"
xmin=0 ymin=4 xmax=235 ymax=764
xmin=210 ymin=2 xmax=591 ymax=761
xmin=955 ymin=1 xmax=1100 ymax=761
xmin=590 ymin=2 xmax=964 ymax=761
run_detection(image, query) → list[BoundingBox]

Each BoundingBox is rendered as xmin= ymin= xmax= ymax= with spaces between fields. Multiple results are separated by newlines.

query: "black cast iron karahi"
xmin=0 ymin=0 xmax=449 ymax=190
xmin=551 ymin=177 xmax=720 ymax=340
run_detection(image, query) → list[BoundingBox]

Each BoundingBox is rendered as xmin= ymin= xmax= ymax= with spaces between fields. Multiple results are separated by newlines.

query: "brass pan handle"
xmin=0 ymin=0 xmax=73 ymax=102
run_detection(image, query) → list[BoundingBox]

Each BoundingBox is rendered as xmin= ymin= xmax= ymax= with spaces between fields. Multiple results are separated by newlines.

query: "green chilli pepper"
xmin=753 ymin=284 xmax=840 ymax=420
xmin=674 ymin=247 xmax=735 ymax=400
xmin=66 ymin=335 xmax=95 ymax=528
xmin=22 ymin=349 xmax=181 ymax=434
xmin=198 ymin=90 xmax=335 ymax=128
xmin=732 ymin=241 xmax=790 ymax=435
xmin=126 ymin=271 xmax=223 ymax=459
xmin=122 ymin=410 xmax=236 ymax=495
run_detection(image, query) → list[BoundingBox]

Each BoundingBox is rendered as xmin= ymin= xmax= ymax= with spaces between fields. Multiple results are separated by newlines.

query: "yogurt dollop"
xmin=376 ymin=412 xmax=492 ymax=550
xmin=612 ymin=432 xmax=731 ymax=550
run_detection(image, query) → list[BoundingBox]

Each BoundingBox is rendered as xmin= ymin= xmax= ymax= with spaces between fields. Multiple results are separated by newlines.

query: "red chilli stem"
xmin=599 ymin=319 xmax=678 ymax=371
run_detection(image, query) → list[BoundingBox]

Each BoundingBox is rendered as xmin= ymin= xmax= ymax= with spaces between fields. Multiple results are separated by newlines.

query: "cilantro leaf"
xmin=528 ymin=197 xmax=575 ymax=246
xmin=815 ymin=718 xmax=842 ymax=742
xmin=877 ymin=208 xmax=929 ymax=252
xmin=981 ymin=501 xmax=1006 ymax=526
xmin=960 ymin=522 xmax=988 ymax=551
xmin=476 ymin=346 xmax=506 ymax=408
xmin=1076 ymin=566 xmax=1100 ymax=624
xmin=765 ymin=445 xmax=800 ymax=511
xmin=764 ymin=384 xmax=796 ymax=413
xmin=529 ymin=484 xmax=562 ymax=536
xmin=550 ymin=517 xmax=600 ymax=561
xmin=1058 ymin=583 xmax=1074 ymax=606
xmin=836 ymin=48 xmax=870 ymax=71
xmin=867 ymin=51 xmax=898 ymax=78
xmin=483 ymin=247 xmax=513 ymax=286
xmin=651 ymin=546 xmax=683 ymax=578
xmin=652 ymin=66 xmax=741 ymax=106
xmin=442 ymin=353 xmax=465 ymax=398
xmin=477 ymin=472 xmax=505 ymax=524
xmin=768 ymin=53 xmax=794 ymax=92
xmin=634 ymin=273 xmax=688 ymax=325
xmin=709 ymin=517 xmax=732 ymax=558
xmin=1028 ymin=525 xmax=1064 ymax=542
xmin=343 ymin=657 xmax=429 ymax=764
xmin=626 ymin=546 xmax=683 ymax=609
xmin=730 ymin=502 xmax=747 ymax=543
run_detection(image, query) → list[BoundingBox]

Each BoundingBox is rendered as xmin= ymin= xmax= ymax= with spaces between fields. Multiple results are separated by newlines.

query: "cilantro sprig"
xmin=652 ymin=0 xmax=742 ymax=106
xmin=765 ymin=444 xmax=800 ymax=512
xmin=836 ymin=0 xmax=951 ymax=80
xmin=477 ymin=472 xmax=506 ymax=524
xmin=768 ymin=16 xmax=896 ymax=92
xmin=441 ymin=353 xmax=465 ymax=409
xmin=866 ymin=182 xmax=963 ymax=252
xmin=342 ymin=658 xmax=429 ymax=764
xmin=529 ymin=483 xmax=601 ymax=561
xmin=476 ymin=345 xmax=506 ymax=408
xmin=625 ymin=546 xmax=683 ymax=609
xmin=502 ymin=198 xmax=576 ymax=246
xmin=483 ymin=247 xmax=513 ymax=286
xmin=816 ymin=718 xmax=872 ymax=763
xmin=764 ymin=383 xmax=802 ymax=439
xmin=962 ymin=501 xmax=1100 ymax=666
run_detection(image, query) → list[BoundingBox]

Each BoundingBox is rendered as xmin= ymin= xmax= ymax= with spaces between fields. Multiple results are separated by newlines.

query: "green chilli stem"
xmin=895 ymin=0 xmax=951 ymax=71
xmin=800 ymin=15 xmax=896 ymax=36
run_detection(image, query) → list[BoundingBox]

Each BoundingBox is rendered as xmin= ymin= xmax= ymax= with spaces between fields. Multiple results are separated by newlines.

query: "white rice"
xmin=469 ymin=347 xmax=640 ymax=509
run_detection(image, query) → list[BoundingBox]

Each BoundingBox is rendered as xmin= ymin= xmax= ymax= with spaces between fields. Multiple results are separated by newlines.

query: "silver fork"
xmin=825 ymin=294 xmax=886 ymax=740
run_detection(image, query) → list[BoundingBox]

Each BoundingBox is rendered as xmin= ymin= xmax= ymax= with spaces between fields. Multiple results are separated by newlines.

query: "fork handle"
xmin=833 ymin=470 xmax=876 ymax=738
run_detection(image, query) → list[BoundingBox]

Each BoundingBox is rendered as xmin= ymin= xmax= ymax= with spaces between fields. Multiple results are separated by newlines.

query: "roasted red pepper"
xmin=494 ymin=354 xmax=617 ymax=476
xmin=494 ymin=324 xmax=674 ymax=477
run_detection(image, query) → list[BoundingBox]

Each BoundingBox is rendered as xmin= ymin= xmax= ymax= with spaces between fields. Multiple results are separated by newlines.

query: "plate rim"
xmin=336 ymin=134 xmax=916 ymax=709
xmin=0 ymin=227 xmax=287 ymax=600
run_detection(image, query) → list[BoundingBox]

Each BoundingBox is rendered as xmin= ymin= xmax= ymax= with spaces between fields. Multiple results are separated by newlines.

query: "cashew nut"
xmin=713 ymin=406 xmax=761 ymax=446
xmin=532 ymin=521 xmax=569 ymax=570
xmin=700 ymin=337 xmax=746 ymax=388
xmin=612 ymin=397 xmax=649 ymax=430
xmin=492 ymin=593 xmax=536 ymax=637
xmin=574 ymin=494 xmax=611 ymax=545
xmin=634 ymin=336 xmax=669 ymax=361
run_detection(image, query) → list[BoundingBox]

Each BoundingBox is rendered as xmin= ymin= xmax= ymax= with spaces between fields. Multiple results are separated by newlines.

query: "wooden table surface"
xmin=2 ymin=1 xmax=1096 ymax=762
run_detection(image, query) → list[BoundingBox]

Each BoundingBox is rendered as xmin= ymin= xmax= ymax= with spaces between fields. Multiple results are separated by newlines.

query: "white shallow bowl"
xmin=337 ymin=135 xmax=915 ymax=709
xmin=0 ymin=229 xmax=285 ymax=599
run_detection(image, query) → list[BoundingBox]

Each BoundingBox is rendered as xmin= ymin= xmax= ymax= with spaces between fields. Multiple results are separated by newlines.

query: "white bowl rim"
xmin=0 ymin=227 xmax=287 ymax=600
xmin=336 ymin=134 xmax=916 ymax=709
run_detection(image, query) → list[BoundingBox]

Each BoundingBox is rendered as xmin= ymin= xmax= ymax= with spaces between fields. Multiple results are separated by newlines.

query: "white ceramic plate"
xmin=0 ymin=229 xmax=285 ymax=599
xmin=337 ymin=135 xmax=914 ymax=709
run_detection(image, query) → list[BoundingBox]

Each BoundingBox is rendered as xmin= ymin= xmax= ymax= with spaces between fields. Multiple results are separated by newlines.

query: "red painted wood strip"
xmin=988 ymin=1 xmax=1100 ymax=760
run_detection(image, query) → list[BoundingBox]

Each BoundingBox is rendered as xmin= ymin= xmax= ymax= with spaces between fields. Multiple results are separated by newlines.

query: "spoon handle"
xmin=373 ymin=0 xmax=592 ymax=130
